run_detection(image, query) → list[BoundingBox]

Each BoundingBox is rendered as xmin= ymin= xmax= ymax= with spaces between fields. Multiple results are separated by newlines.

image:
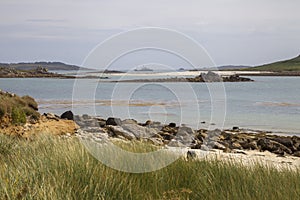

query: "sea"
xmin=1 ymin=74 xmax=300 ymax=134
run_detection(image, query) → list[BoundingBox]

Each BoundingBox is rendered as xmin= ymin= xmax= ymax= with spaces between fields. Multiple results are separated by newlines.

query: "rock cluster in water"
xmin=75 ymin=115 xmax=300 ymax=157
xmin=113 ymin=71 xmax=253 ymax=83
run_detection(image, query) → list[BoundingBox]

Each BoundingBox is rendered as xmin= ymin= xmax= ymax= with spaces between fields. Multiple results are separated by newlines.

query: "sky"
xmin=0 ymin=0 xmax=300 ymax=68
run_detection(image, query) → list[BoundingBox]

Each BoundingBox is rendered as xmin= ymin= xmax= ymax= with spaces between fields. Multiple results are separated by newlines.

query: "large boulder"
xmin=201 ymin=71 xmax=222 ymax=82
xmin=174 ymin=127 xmax=195 ymax=146
xmin=106 ymin=117 xmax=122 ymax=126
xmin=60 ymin=111 xmax=74 ymax=120
xmin=257 ymin=138 xmax=292 ymax=155
xmin=107 ymin=125 xmax=136 ymax=140
xmin=121 ymin=123 xmax=158 ymax=139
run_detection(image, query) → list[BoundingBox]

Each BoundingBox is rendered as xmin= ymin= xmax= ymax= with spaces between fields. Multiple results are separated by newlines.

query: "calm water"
xmin=1 ymin=76 xmax=300 ymax=134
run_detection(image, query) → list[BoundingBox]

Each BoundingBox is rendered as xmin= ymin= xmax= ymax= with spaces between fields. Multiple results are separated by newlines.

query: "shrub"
xmin=0 ymin=103 xmax=6 ymax=118
xmin=11 ymin=107 xmax=26 ymax=125
xmin=21 ymin=95 xmax=38 ymax=110
xmin=22 ymin=107 xmax=40 ymax=120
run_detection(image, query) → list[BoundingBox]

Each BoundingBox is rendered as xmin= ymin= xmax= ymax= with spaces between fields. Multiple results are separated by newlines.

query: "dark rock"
xmin=158 ymin=132 xmax=174 ymax=141
xmin=106 ymin=117 xmax=122 ymax=126
xmin=240 ymin=141 xmax=258 ymax=150
xmin=60 ymin=111 xmax=74 ymax=120
xmin=223 ymin=74 xmax=253 ymax=82
xmin=191 ymin=140 xmax=203 ymax=149
xmin=232 ymin=126 xmax=239 ymax=131
xmin=97 ymin=118 xmax=106 ymax=127
xmin=257 ymin=138 xmax=292 ymax=155
xmin=168 ymin=122 xmax=176 ymax=128
xmin=293 ymin=151 xmax=300 ymax=157
xmin=271 ymin=137 xmax=293 ymax=148
xmin=144 ymin=120 xmax=153 ymax=126
xmin=161 ymin=126 xmax=178 ymax=135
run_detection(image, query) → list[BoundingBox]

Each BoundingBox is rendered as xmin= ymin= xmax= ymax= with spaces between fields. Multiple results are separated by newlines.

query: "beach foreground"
xmin=1 ymin=91 xmax=300 ymax=199
xmin=1 ymin=135 xmax=300 ymax=199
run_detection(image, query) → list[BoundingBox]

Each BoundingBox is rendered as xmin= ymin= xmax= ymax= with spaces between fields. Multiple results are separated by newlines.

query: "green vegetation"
xmin=0 ymin=91 xmax=40 ymax=124
xmin=11 ymin=107 xmax=26 ymax=125
xmin=0 ymin=135 xmax=299 ymax=199
xmin=246 ymin=55 xmax=300 ymax=72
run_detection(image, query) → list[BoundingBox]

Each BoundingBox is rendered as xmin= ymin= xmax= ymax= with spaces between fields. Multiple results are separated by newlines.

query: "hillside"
xmin=0 ymin=61 xmax=89 ymax=71
xmin=218 ymin=65 xmax=251 ymax=70
xmin=246 ymin=55 xmax=300 ymax=72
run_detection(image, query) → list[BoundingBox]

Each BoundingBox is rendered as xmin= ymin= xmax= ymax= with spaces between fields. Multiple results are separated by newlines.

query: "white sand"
xmin=180 ymin=148 xmax=300 ymax=171
xmin=104 ymin=71 xmax=271 ymax=77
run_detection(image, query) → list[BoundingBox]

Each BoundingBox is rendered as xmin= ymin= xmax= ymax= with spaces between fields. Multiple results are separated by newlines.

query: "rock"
xmin=122 ymin=119 xmax=138 ymax=125
xmin=232 ymin=126 xmax=239 ymax=131
xmin=159 ymin=132 xmax=175 ymax=141
xmin=121 ymin=123 xmax=158 ymax=139
xmin=293 ymin=151 xmax=300 ymax=157
xmin=231 ymin=142 xmax=242 ymax=150
xmin=223 ymin=74 xmax=253 ymax=82
xmin=209 ymin=141 xmax=226 ymax=150
xmin=167 ymin=139 xmax=185 ymax=147
xmin=174 ymin=127 xmax=195 ymax=146
xmin=168 ymin=122 xmax=176 ymax=128
xmin=191 ymin=140 xmax=203 ymax=149
xmin=240 ymin=141 xmax=258 ymax=150
xmin=206 ymin=129 xmax=222 ymax=138
xmin=146 ymin=122 xmax=164 ymax=130
xmin=196 ymin=129 xmax=208 ymax=140
xmin=161 ymin=126 xmax=177 ymax=135
xmin=200 ymin=145 xmax=210 ymax=151
xmin=97 ymin=118 xmax=106 ymax=127
xmin=257 ymin=138 xmax=292 ymax=155
xmin=201 ymin=71 xmax=222 ymax=82
xmin=43 ymin=113 xmax=59 ymax=121
xmin=60 ymin=111 xmax=74 ymax=120
xmin=144 ymin=120 xmax=153 ymax=126
xmin=107 ymin=125 xmax=136 ymax=140
xmin=106 ymin=117 xmax=122 ymax=126
xmin=82 ymin=114 xmax=91 ymax=120
xmin=177 ymin=126 xmax=194 ymax=135
xmin=271 ymin=137 xmax=293 ymax=148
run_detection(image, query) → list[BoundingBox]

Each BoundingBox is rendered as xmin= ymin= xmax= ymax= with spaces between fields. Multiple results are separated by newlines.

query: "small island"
xmin=0 ymin=66 xmax=75 ymax=78
xmin=110 ymin=71 xmax=253 ymax=82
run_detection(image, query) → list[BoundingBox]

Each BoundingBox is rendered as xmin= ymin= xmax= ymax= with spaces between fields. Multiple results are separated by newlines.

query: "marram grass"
xmin=0 ymin=134 xmax=299 ymax=200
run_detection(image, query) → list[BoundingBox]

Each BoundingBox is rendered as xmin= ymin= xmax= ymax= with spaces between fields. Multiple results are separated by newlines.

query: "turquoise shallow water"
xmin=1 ymin=76 xmax=300 ymax=134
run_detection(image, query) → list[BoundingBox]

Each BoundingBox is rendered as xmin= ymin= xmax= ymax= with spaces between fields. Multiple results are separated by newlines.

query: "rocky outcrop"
xmin=75 ymin=115 xmax=300 ymax=158
xmin=0 ymin=66 xmax=74 ymax=78
xmin=187 ymin=72 xmax=253 ymax=82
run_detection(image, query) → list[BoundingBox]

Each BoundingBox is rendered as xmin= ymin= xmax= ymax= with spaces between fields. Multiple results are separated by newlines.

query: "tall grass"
xmin=0 ymin=134 xmax=299 ymax=199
